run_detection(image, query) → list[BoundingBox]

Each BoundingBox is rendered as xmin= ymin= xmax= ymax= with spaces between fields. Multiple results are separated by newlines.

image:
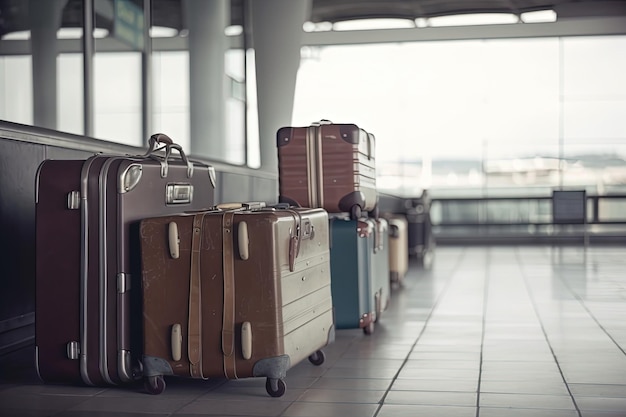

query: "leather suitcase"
xmin=386 ymin=215 xmax=409 ymax=285
xmin=35 ymin=134 xmax=216 ymax=387
xmin=138 ymin=206 xmax=334 ymax=397
xmin=277 ymin=120 xmax=378 ymax=219
xmin=328 ymin=216 xmax=378 ymax=334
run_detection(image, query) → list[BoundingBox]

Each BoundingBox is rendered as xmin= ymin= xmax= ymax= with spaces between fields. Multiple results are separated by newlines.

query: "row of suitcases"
xmin=35 ymin=135 xmax=332 ymax=396
xmin=35 ymin=121 xmax=410 ymax=396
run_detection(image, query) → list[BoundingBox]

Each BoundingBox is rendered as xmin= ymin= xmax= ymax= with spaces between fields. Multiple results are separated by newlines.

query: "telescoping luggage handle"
xmin=144 ymin=133 xmax=194 ymax=179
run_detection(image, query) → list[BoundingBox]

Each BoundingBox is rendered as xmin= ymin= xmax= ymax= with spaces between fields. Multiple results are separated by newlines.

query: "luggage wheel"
xmin=308 ymin=350 xmax=325 ymax=366
xmin=350 ymin=205 xmax=362 ymax=220
xmin=363 ymin=321 xmax=375 ymax=335
xmin=144 ymin=375 xmax=166 ymax=395
xmin=265 ymin=378 xmax=286 ymax=397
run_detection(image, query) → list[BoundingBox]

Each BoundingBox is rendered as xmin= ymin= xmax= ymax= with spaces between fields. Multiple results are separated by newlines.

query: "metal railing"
xmin=430 ymin=194 xmax=626 ymax=244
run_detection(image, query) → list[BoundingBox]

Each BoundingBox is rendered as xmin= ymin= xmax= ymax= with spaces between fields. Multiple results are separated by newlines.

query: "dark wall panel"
xmin=0 ymin=135 xmax=273 ymax=355
xmin=0 ymin=139 xmax=45 ymax=320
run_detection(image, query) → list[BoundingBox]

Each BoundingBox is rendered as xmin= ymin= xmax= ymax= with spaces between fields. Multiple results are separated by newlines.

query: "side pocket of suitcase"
xmin=35 ymin=160 xmax=84 ymax=384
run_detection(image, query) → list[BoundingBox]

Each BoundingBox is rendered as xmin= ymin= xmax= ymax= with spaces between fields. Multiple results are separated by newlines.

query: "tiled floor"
xmin=2 ymin=245 xmax=626 ymax=417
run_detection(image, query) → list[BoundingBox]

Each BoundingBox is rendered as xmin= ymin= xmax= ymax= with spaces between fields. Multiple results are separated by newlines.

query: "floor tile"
xmin=384 ymin=390 xmax=477 ymax=407
xmin=390 ymin=378 xmax=478 ymax=392
xmin=2 ymin=246 xmax=626 ymax=417
xmin=309 ymin=377 xmax=392 ymax=391
xmin=575 ymin=396 xmax=626 ymax=413
xmin=296 ymin=388 xmax=384 ymax=403
xmin=478 ymin=407 xmax=579 ymax=417
xmin=479 ymin=392 xmax=576 ymax=410
xmin=568 ymin=383 xmax=626 ymax=398
xmin=377 ymin=404 xmax=476 ymax=417
xmin=281 ymin=402 xmax=378 ymax=417
xmin=63 ymin=396 xmax=192 ymax=414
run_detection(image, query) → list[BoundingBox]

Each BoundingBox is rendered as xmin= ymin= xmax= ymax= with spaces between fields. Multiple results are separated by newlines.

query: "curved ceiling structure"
xmin=1 ymin=0 xmax=626 ymax=39
xmin=307 ymin=0 xmax=626 ymax=23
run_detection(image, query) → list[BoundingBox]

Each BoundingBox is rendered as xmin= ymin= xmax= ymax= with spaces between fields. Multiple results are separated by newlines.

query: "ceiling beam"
xmin=301 ymin=16 xmax=626 ymax=46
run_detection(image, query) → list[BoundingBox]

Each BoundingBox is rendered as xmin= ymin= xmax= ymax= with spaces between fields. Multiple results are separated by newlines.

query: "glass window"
xmin=151 ymin=51 xmax=190 ymax=151
xmin=58 ymin=53 xmax=84 ymax=136
xmin=293 ymin=36 xmax=626 ymax=198
xmin=0 ymin=0 xmax=84 ymax=133
xmin=93 ymin=0 xmax=143 ymax=146
xmin=224 ymin=48 xmax=245 ymax=165
xmin=246 ymin=49 xmax=260 ymax=168
xmin=0 ymin=56 xmax=33 ymax=125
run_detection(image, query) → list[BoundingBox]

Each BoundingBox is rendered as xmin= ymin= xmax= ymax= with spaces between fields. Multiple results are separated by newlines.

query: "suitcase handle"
xmin=145 ymin=133 xmax=194 ymax=179
xmin=311 ymin=119 xmax=332 ymax=126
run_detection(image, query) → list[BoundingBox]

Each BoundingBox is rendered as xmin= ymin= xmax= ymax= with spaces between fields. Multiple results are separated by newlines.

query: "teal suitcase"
xmin=369 ymin=218 xmax=391 ymax=323
xmin=329 ymin=217 xmax=377 ymax=334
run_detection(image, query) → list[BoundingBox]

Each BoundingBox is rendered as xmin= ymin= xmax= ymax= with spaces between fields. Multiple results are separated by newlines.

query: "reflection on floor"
xmin=2 ymin=246 xmax=626 ymax=417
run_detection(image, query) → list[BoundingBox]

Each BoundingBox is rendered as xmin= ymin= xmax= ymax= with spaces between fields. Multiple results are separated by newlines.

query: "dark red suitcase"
xmin=35 ymin=134 xmax=216 ymax=387
xmin=277 ymin=120 xmax=378 ymax=219
xmin=138 ymin=205 xmax=334 ymax=397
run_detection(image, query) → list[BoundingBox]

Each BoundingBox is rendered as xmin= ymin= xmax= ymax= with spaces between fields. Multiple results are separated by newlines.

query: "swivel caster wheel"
xmin=265 ymin=378 xmax=286 ymax=397
xmin=144 ymin=375 xmax=166 ymax=395
xmin=308 ymin=350 xmax=325 ymax=366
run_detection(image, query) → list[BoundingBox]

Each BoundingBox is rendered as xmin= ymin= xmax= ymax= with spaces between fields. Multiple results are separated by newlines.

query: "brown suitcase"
xmin=139 ymin=206 xmax=334 ymax=397
xmin=277 ymin=120 xmax=378 ymax=219
xmin=35 ymin=134 xmax=216 ymax=387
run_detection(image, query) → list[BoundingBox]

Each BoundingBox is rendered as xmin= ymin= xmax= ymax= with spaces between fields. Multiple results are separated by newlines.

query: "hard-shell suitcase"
xmin=370 ymin=218 xmax=390 ymax=320
xmin=328 ymin=216 xmax=378 ymax=334
xmin=386 ymin=215 xmax=409 ymax=285
xmin=35 ymin=134 xmax=216 ymax=387
xmin=138 ymin=206 xmax=334 ymax=397
xmin=407 ymin=194 xmax=435 ymax=263
xmin=277 ymin=120 xmax=378 ymax=219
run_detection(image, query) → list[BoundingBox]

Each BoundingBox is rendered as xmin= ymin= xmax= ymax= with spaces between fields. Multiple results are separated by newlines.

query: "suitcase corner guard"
xmin=327 ymin=324 xmax=336 ymax=345
xmin=142 ymin=355 xmax=174 ymax=377
xmin=252 ymin=354 xmax=290 ymax=380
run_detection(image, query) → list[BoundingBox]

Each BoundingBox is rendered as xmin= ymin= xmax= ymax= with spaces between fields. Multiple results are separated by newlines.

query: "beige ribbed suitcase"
xmin=387 ymin=215 xmax=409 ymax=285
xmin=139 ymin=206 xmax=334 ymax=397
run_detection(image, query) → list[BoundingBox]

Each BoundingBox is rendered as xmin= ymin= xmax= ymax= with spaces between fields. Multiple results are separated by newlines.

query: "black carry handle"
xmin=144 ymin=133 xmax=194 ymax=178
xmin=145 ymin=133 xmax=173 ymax=154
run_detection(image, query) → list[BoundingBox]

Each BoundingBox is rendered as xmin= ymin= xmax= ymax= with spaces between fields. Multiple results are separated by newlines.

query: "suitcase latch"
xmin=166 ymin=184 xmax=193 ymax=205
xmin=66 ymin=341 xmax=80 ymax=360
xmin=117 ymin=273 xmax=131 ymax=293
xmin=66 ymin=191 xmax=80 ymax=210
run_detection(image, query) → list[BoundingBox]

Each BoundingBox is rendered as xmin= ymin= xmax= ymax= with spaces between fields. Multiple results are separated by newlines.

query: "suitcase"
xmin=138 ymin=206 xmax=334 ymax=397
xmin=328 ymin=216 xmax=378 ymax=334
xmin=386 ymin=215 xmax=409 ymax=285
xmin=407 ymin=194 xmax=435 ymax=261
xmin=35 ymin=134 xmax=216 ymax=387
xmin=370 ymin=218 xmax=391 ymax=320
xmin=277 ymin=120 xmax=378 ymax=219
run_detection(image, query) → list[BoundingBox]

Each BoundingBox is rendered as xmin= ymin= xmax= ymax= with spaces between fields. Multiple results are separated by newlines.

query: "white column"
xmin=250 ymin=0 xmax=311 ymax=172
xmin=29 ymin=0 xmax=67 ymax=129
xmin=185 ymin=0 xmax=229 ymax=158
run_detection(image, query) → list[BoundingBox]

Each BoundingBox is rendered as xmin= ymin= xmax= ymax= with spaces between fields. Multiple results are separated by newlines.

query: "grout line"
xmin=475 ymin=247 xmax=490 ymax=417
xmin=372 ymin=247 xmax=468 ymax=417
xmin=552 ymin=249 xmax=626 ymax=358
xmin=514 ymin=246 xmax=583 ymax=417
